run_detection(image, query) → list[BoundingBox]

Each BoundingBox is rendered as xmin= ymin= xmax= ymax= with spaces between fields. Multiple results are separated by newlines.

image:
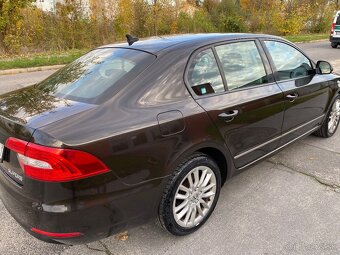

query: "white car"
xmin=330 ymin=10 xmax=340 ymax=48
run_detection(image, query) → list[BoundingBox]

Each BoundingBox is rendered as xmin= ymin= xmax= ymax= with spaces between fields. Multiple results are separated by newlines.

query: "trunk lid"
xmin=0 ymin=116 xmax=34 ymax=186
xmin=0 ymin=86 xmax=96 ymax=185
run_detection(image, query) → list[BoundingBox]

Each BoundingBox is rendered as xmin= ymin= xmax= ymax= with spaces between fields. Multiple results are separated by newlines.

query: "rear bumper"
xmin=330 ymin=35 xmax=340 ymax=43
xmin=0 ymin=168 xmax=168 ymax=245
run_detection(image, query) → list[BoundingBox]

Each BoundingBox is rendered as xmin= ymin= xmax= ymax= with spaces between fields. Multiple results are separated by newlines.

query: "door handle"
xmin=286 ymin=93 xmax=298 ymax=102
xmin=218 ymin=110 xmax=239 ymax=122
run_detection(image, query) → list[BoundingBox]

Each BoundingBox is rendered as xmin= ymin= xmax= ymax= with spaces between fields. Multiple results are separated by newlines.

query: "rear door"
xmin=262 ymin=40 xmax=332 ymax=145
xmin=187 ymin=40 xmax=285 ymax=169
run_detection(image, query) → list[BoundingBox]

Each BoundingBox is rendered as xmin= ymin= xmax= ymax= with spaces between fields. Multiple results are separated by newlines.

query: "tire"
xmin=158 ymin=153 xmax=221 ymax=236
xmin=314 ymin=96 xmax=340 ymax=138
xmin=331 ymin=42 xmax=338 ymax=48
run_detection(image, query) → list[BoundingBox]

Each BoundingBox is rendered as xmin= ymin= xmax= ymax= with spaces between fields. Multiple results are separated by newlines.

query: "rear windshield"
xmin=337 ymin=13 xmax=340 ymax=25
xmin=36 ymin=48 xmax=155 ymax=104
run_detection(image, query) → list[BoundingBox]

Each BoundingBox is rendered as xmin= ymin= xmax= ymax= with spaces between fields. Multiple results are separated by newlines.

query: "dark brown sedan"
xmin=0 ymin=34 xmax=339 ymax=244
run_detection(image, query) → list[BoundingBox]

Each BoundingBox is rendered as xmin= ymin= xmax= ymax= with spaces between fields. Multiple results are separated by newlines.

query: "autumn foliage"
xmin=0 ymin=0 xmax=338 ymax=54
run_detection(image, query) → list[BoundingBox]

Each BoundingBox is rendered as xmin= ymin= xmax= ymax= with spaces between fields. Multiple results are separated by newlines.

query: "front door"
xmin=262 ymin=40 xmax=332 ymax=145
xmin=187 ymin=40 xmax=285 ymax=169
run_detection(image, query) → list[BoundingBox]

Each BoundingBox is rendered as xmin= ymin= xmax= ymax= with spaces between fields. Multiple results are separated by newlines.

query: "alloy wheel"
xmin=172 ymin=166 xmax=217 ymax=228
xmin=328 ymin=99 xmax=340 ymax=134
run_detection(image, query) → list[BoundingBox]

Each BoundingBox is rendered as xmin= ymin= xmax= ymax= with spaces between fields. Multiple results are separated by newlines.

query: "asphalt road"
xmin=0 ymin=40 xmax=340 ymax=255
xmin=0 ymin=69 xmax=56 ymax=94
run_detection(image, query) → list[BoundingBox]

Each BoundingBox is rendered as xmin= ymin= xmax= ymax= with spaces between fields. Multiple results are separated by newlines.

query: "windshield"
xmin=36 ymin=48 xmax=155 ymax=104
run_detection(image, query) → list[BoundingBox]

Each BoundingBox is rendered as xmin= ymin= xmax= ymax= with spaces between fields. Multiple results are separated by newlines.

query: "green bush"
xmin=0 ymin=0 xmax=337 ymax=55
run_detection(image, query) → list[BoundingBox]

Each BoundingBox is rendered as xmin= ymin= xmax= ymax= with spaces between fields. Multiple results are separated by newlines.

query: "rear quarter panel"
xmin=38 ymin=46 xmax=231 ymax=185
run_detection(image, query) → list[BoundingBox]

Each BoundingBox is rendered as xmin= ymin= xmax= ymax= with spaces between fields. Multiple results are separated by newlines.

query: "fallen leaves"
xmin=115 ymin=231 xmax=129 ymax=241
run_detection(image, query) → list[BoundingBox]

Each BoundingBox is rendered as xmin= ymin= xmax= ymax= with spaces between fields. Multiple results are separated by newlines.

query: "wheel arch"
xmin=197 ymin=147 xmax=228 ymax=184
xmin=326 ymin=91 xmax=340 ymax=115
xmin=166 ymin=142 xmax=235 ymax=185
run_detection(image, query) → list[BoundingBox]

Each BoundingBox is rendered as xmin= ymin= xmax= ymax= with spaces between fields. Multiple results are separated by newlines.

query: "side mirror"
xmin=316 ymin=60 xmax=333 ymax=74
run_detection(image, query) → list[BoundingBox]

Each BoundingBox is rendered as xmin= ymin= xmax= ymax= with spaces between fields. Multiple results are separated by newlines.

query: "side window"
xmin=188 ymin=48 xmax=225 ymax=96
xmin=215 ymin=41 xmax=268 ymax=91
xmin=264 ymin=41 xmax=312 ymax=81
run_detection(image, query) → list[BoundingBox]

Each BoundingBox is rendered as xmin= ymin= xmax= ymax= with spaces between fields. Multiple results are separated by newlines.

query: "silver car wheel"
xmin=172 ymin=166 xmax=217 ymax=228
xmin=328 ymin=99 xmax=340 ymax=134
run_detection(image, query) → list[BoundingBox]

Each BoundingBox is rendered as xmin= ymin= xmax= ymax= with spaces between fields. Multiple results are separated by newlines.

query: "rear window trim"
xmin=96 ymin=46 xmax=157 ymax=57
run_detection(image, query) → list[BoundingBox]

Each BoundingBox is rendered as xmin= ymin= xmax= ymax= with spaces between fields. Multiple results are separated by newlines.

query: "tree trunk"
xmin=0 ymin=32 xmax=5 ymax=52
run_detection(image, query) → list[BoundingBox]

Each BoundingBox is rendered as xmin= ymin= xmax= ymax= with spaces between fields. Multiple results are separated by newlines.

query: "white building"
xmin=34 ymin=0 xmax=60 ymax=13
xmin=34 ymin=0 xmax=91 ymax=15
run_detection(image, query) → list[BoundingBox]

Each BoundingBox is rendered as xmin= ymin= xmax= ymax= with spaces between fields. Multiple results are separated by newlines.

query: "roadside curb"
xmin=295 ymin=39 xmax=328 ymax=44
xmin=0 ymin=65 xmax=64 ymax=75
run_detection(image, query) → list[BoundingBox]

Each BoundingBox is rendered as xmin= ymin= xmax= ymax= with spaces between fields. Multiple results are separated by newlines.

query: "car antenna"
xmin=126 ymin=34 xmax=139 ymax=46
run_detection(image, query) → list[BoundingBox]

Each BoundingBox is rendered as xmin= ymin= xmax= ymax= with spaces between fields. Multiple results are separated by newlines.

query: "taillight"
xmin=331 ymin=23 xmax=336 ymax=34
xmin=31 ymin=228 xmax=83 ymax=238
xmin=5 ymin=137 xmax=109 ymax=182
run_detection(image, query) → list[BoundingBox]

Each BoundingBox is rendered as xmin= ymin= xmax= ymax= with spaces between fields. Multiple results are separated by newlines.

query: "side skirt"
xmin=236 ymin=125 xmax=320 ymax=171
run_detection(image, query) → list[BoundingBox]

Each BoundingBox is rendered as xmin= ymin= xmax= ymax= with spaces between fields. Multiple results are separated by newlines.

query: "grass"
xmin=0 ymin=49 xmax=88 ymax=70
xmin=283 ymin=33 xmax=329 ymax=43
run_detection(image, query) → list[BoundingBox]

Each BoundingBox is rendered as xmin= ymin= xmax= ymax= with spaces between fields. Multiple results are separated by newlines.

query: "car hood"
xmin=0 ymin=85 xmax=96 ymax=129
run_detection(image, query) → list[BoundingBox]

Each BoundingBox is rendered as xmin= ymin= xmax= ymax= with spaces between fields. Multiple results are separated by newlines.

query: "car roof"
xmin=98 ymin=33 xmax=282 ymax=55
